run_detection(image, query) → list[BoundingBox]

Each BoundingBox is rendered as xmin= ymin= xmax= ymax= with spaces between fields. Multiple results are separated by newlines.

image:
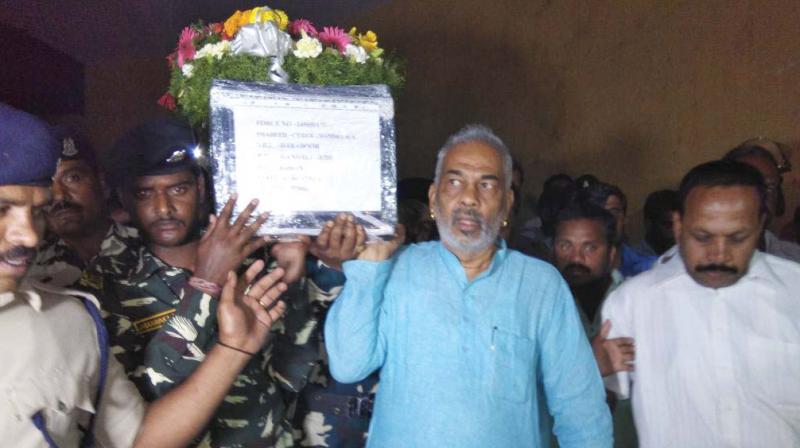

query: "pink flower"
xmin=319 ymin=26 xmax=351 ymax=54
xmin=289 ymin=19 xmax=318 ymax=37
xmin=157 ymin=92 xmax=176 ymax=111
xmin=177 ymin=26 xmax=198 ymax=67
xmin=166 ymin=52 xmax=177 ymax=69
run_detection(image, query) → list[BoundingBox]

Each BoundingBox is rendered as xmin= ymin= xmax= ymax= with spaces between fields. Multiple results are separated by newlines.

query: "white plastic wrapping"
xmin=209 ymin=79 xmax=397 ymax=236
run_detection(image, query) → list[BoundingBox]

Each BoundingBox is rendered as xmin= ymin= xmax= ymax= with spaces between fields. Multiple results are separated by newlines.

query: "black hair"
xmin=723 ymin=144 xmax=779 ymax=167
xmin=643 ymin=189 xmax=679 ymax=221
xmin=512 ymin=157 xmax=524 ymax=186
xmin=554 ymin=199 xmax=618 ymax=245
xmin=541 ymin=173 xmax=573 ymax=191
xmin=578 ymin=181 xmax=627 ymax=213
xmin=723 ymin=142 xmax=785 ymax=217
xmin=537 ymin=174 xmax=576 ymax=237
xmin=398 ymin=198 xmax=438 ymax=244
xmin=575 ymin=174 xmax=599 ymax=189
xmin=677 ymin=160 xmax=768 ymax=216
xmin=397 ymin=177 xmax=433 ymax=203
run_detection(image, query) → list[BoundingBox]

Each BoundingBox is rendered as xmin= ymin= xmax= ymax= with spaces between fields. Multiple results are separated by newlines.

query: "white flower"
xmin=181 ymin=63 xmax=194 ymax=78
xmin=195 ymin=44 xmax=212 ymax=59
xmin=344 ymin=44 xmax=367 ymax=64
xmin=292 ymin=30 xmax=322 ymax=58
xmin=195 ymin=41 xmax=231 ymax=60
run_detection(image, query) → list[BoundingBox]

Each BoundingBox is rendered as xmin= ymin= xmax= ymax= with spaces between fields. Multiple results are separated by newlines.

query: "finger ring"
xmin=258 ymin=298 xmax=267 ymax=308
xmin=355 ymin=244 xmax=366 ymax=253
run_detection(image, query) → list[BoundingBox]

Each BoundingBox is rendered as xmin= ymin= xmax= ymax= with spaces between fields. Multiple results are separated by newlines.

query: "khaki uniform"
xmin=0 ymin=282 xmax=145 ymax=447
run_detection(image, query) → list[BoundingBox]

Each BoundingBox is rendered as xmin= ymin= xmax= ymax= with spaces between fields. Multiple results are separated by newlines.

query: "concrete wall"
xmin=76 ymin=1 xmax=800 ymax=239
xmin=357 ymin=0 xmax=800 ymax=237
xmin=83 ymin=57 xmax=169 ymax=154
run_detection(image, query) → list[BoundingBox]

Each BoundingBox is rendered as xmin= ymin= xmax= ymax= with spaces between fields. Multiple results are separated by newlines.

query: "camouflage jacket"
xmin=89 ymin=246 xmax=321 ymax=448
xmin=28 ymin=222 xmax=141 ymax=287
xmin=293 ymin=261 xmax=379 ymax=448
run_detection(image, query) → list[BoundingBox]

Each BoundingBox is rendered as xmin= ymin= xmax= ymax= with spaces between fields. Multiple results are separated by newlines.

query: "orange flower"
xmin=209 ymin=22 xmax=224 ymax=36
xmin=224 ymin=10 xmax=244 ymax=38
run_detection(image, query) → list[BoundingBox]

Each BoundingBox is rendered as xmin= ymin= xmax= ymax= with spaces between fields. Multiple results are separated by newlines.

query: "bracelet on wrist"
xmin=217 ymin=340 xmax=256 ymax=357
xmin=189 ymin=276 xmax=222 ymax=298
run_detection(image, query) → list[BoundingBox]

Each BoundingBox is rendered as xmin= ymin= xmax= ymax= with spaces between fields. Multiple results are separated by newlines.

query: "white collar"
xmin=651 ymin=247 xmax=784 ymax=293
xmin=0 ymin=283 xmax=43 ymax=311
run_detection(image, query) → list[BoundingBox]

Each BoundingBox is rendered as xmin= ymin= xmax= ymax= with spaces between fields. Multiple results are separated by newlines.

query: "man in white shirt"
xmin=602 ymin=160 xmax=800 ymax=447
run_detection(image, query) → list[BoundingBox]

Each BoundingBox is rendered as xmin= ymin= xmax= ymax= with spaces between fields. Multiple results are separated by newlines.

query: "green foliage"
xmin=284 ymin=50 xmax=404 ymax=90
xmin=170 ymin=52 xmax=405 ymax=127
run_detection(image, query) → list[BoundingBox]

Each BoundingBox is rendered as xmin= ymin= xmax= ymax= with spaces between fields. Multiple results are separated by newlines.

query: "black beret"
xmin=107 ymin=117 xmax=199 ymax=191
xmin=52 ymin=124 xmax=99 ymax=173
xmin=0 ymin=103 xmax=59 ymax=186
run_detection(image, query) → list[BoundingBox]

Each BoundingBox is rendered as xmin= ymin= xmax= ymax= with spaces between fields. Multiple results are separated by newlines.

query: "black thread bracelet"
xmin=217 ymin=341 xmax=256 ymax=357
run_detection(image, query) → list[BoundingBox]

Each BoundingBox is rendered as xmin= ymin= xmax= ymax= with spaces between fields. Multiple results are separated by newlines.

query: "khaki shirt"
xmin=0 ymin=282 xmax=145 ymax=447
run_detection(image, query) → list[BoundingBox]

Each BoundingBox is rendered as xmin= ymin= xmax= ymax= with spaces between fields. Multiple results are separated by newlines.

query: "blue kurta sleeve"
xmin=324 ymin=258 xmax=392 ymax=383
xmin=537 ymin=274 xmax=613 ymax=447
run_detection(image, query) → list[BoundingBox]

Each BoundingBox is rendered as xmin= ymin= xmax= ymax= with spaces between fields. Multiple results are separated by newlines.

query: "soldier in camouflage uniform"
xmin=28 ymin=126 xmax=142 ymax=287
xmin=294 ymin=215 xmax=381 ymax=448
xmin=0 ymin=101 xmax=297 ymax=448
xmin=93 ymin=118 xmax=321 ymax=447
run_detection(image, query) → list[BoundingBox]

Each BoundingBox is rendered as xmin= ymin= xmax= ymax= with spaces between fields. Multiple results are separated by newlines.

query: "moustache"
xmin=695 ymin=264 xmax=738 ymax=275
xmin=451 ymin=208 xmax=484 ymax=225
xmin=0 ymin=246 xmax=37 ymax=265
xmin=149 ymin=219 xmax=185 ymax=229
xmin=563 ymin=263 xmax=591 ymax=276
xmin=48 ymin=201 xmax=82 ymax=215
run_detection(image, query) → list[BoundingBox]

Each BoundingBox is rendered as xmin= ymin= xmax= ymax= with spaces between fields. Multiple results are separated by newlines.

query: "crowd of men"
xmin=1 ymin=100 xmax=799 ymax=447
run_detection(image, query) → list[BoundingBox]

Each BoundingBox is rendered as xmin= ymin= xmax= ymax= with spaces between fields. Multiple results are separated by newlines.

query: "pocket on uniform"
xmin=5 ymin=371 xmax=96 ymax=440
xmin=742 ymin=335 xmax=800 ymax=411
xmin=491 ymin=327 xmax=535 ymax=403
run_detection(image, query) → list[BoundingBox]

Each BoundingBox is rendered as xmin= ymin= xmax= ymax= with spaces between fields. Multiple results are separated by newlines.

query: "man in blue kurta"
xmin=325 ymin=124 xmax=612 ymax=447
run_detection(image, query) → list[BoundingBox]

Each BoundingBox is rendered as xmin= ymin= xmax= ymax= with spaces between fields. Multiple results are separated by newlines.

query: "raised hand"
xmin=270 ymin=236 xmax=310 ymax=284
xmin=216 ymin=260 xmax=288 ymax=355
xmin=358 ymin=224 xmax=405 ymax=262
xmin=310 ymin=213 xmax=366 ymax=271
xmin=592 ymin=320 xmax=635 ymax=377
xmin=195 ymin=194 xmax=270 ymax=286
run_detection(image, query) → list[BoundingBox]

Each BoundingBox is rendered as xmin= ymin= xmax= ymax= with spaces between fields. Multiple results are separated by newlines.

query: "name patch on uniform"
xmin=133 ymin=309 xmax=176 ymax=334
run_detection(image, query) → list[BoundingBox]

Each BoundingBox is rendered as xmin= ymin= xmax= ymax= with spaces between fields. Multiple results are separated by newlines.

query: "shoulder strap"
xmin=31 ymin=411 xmax=59 ymax=448
xmin=79 ymin=298 xmax=110 ymax=448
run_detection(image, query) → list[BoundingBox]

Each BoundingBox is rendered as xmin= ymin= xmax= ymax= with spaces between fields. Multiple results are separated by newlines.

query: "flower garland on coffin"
xmin=158 ymin=5 xmax=404 ymax=127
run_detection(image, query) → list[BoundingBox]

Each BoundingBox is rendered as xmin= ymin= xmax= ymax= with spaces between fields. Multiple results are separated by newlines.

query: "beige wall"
xmin=84 ymin=57 xmax=169 ymax=154
xmin=78 ymin=1 xmax=800 ymax=240
xmin=357 ymin=0 xmax=800 ymax=238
